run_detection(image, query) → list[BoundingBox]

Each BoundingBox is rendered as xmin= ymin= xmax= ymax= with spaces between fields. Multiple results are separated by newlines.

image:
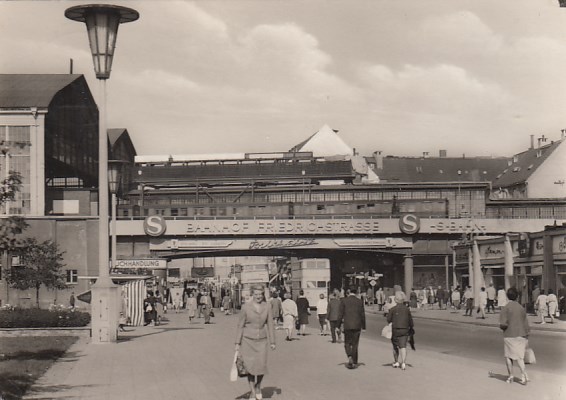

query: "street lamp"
xmin=66 ymin=4 xmax=139 ymax=343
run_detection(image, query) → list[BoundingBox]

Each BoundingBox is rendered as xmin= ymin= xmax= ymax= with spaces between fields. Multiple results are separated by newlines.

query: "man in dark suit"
xmin=338 ymin=286 xmax=366 ymax=369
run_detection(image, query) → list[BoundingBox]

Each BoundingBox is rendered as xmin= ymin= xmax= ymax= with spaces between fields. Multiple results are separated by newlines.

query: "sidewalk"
xmin=24 ymin=309 xmax=564 ymax=400
xmin=365 ymin=304 xmax=566 ymax=333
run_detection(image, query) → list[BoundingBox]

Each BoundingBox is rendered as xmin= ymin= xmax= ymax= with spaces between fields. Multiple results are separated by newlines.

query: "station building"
xmin=1 ymin=73 xmax=565 ymax=308
xmin=0 ymin=74 xmax=136 ymax=307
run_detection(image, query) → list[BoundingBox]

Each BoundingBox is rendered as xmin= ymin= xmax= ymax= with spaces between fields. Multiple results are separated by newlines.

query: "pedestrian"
xmin=154 ymin=290 xmax=163 ymax=325
xmin=420 ymin=287 xmax=428 ymax=310
xmin=436 ymin=286 xmax=446 ymax=310
xmin=535 ymin=289 xmax=548 ymax=324
xmin=547 ymin=289 xmax=558 ymax=323
xmin=296 ymin=290 xmax=310 ymax=336
xmin=270 ymin=292 xmax=282 ymax=328
xmin=451 ymin=286 xmax=461 ymax=310
xmin=366 ymin=287 xmax=374 ymax=306
xmin=187 ymin=291 xmax=197 ymax=323
xmin=281 ymin=292 xmax=298 ymax=341
xmin=201 ymin=289 xmax=213 ymax=324
xmin=173 ymin=291 xmax=182 ymax=313
xmin=69 ymin=292 xmax=75 ymax=310
xmin=497 ymin=287 xmax=508 ymax=309
xmin=197 ymin=289 xmax=203 ymax=318
xmin=499 ymin=287 xmax=530 ymax=385
xmin=144 ymin=290 xmax=157 ymax=326
xmin=478 ymin=287 xmax=487 ymax=319
xmin=234 ymin=284 xmax=276 ymax=400
xmin=338 ymin=286 xmax=366 ymax=369
xmin=327 ymin=290 xmax=342 ymax=343
xmin=486 ymin=283 xmax=497 ymax=313
xmin=376 ymin=287 xmax=385 ymax=311
xmin=316 ymin=293 xmax=329 ymax=336
xmin=387 ymin=291 xmax=414 ymax=370
xmin=428 ymin=286 xmax=436 ymax=309
xmin=463 ymin=286 xmax=474 ymax=316
xmin=223 ymin=292 xmax=232 ymax=315
xmin=409 ymin=289 xmax=418 ymax=309
xmin=531 ymin=285 xmax=540 ymax=314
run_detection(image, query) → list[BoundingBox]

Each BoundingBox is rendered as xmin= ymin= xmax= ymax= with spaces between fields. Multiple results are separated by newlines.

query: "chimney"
xmin=373 ymin=151 xmax=384 ymax=170
xmin=70 ymin=58 xmax=73 ymax=74
xmin=530 ymin=134 xmax=534 ymax=149
xmin=439 ymin=149 xmax=447 ymax=158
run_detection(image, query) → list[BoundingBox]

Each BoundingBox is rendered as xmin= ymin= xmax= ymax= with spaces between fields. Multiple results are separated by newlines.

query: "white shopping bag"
xmin=229 ymin=351 xmax=238 ymax=382
xmin=381 ymin=323 xmax=392 ymax=339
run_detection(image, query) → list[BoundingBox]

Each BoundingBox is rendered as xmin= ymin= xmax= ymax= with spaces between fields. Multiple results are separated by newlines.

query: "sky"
xmin=2 ymin=0 xmax=566 ymax=158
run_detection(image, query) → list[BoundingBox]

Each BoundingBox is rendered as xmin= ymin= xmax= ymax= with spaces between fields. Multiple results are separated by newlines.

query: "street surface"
xmin=358 ymin=311 xmax=566 ymax=373
xmin=24 ymin=308 xmax=565 ymax=400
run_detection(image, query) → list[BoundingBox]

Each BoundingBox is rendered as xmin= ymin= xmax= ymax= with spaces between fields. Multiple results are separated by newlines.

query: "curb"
xmin=0 ymin=327 xmax=91 ymax=337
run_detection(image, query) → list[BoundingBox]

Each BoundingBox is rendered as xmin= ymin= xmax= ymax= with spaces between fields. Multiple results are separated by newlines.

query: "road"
xmin=357 ymin=312 xmax=566 ymax=374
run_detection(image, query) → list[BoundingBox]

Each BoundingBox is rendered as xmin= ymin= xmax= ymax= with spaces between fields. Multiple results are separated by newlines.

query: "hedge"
xmin=0 ymin=308 xmax=90 ymax=328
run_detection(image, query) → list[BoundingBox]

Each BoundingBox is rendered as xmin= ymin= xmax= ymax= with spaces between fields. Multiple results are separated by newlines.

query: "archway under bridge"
xmin=144 ymin=244 xmax=412 ymax=294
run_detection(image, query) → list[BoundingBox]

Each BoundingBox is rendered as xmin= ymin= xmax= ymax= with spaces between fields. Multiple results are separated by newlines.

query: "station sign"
xmin=118 ymin=217 xmax=564 ymax=237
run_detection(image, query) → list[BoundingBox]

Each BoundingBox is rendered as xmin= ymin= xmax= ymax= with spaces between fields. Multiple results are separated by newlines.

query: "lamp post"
xmin=108 ymin=160 xmax=124 ymax=274
xmin=66 ymin=4 xmax=139 ymax=343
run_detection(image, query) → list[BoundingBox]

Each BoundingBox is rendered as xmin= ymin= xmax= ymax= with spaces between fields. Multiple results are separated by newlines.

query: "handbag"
xmin=524 ymin=347 xmax=536 ymax=364
xmin=210 ymin=310 xmax=215 ymax=318
xmin=381 ymin=322 xmax=392 ymax=339
xmin=235 ymin=351 xmax=247 ymax=377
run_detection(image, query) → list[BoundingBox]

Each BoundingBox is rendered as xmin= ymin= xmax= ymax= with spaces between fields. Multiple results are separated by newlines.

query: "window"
xmin=66 ymin=269 xmax=78 ymax=284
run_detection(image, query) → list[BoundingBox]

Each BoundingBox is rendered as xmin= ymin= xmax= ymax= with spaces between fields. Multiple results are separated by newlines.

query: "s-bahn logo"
xmin=399 ymin=214 xmax=420 ymax=235
xmin=144 ymin=215 xmax=167 ymax=237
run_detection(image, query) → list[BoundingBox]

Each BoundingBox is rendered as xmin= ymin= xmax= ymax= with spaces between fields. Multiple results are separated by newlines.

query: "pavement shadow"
xmin=25 ymin=383 xmax=99 ymax=399
xmin=117 ymin=327 xmax=204 ymax=343
xmin=488 ymin=371 xmax=512 ymax=383
xmin=235 ymin=387 xmax=281 ymax=399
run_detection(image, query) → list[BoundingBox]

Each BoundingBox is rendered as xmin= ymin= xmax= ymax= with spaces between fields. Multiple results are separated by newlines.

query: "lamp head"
xmin=65 ymin=4 xmax=139 ymax=79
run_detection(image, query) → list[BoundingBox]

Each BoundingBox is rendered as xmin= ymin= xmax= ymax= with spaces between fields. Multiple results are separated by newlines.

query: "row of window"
xmin=0 ymin=126 xmax=31 ymax=215
xmin=134 ymin=189 xmax=484 ymax=207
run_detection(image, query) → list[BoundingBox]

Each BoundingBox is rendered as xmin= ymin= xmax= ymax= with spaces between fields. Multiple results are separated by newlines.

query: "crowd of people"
xmin=142 ymin=284 xmax=236 ymax=326
xmin=131 ymin=280 xmax=556 ymax=398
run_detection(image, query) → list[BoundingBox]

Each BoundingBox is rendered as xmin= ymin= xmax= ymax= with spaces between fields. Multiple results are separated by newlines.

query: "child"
xmin=222 ymin=294 xmax=232 ymax=315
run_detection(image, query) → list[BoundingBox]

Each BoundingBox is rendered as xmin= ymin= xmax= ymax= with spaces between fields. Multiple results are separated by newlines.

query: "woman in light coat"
xmin=186 ymin=291 xmax=197 ymax=323
xmin=235 ymin=285 xmax=276 ymax=400
xmin=281 ymin=292 xmax=298 ymax=341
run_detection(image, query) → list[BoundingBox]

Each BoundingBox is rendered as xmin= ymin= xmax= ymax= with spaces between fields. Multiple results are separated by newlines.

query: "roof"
xmin=289 ymin=124 xmax=353 ymax=156
xmin=0 ymin=74 xmax=84 ymax=108
xmin=493 ymin=139 xmax=564 ymax=187
xmin=369 ymin=156 xmax=510 ymax=183
xmin=108 ymin=128 xmax=128 ymax=147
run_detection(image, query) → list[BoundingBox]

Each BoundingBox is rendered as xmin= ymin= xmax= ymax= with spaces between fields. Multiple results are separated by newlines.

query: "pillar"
xmin=503 ymin=234 xmax=514 ymax=290
xmin=472 ymin=240 xmax=483 ymax=307
xmin=404 ymin=254 xmax=413 ymax=295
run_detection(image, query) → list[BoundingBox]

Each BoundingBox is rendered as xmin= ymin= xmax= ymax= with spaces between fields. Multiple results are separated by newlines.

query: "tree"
xmin=0 ymin=171 xmax=27 ymax=252
xmin=7 ymin=238 xmax=68 ymax=308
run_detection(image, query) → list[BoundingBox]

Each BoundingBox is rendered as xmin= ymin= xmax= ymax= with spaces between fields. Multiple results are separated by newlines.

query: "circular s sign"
xmin=399 ymin=214 xmax=420 ymax=235
xmin=144 ymin=215 xmax=167 ymax=237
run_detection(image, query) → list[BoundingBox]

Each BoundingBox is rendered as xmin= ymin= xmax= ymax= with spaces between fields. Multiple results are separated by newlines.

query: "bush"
xmin=0 ymin=308 xmax=90 ymax=328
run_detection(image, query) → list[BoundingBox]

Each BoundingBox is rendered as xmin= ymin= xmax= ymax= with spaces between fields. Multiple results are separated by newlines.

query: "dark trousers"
xmin=329 ymin=320 xmax=341 ymax=342
xmin=487 ymin=299 xmax=495 ymax=313
xmin=343 ymin=329 xmax=361 ymax=364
